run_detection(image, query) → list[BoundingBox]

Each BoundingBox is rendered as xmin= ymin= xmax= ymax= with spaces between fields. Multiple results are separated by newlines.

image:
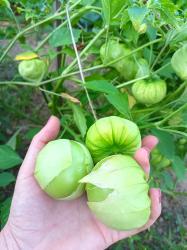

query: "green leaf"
xmin=166 ymin=24 xmax=187 ymax=46
xmin=161 ymin=172 xmax=174 ymax=190
xmin=128 ymin=6 xmax=148 ymax=28
xmin=0 ymin=197 xmax=12 ymax=229
xmin=101 ymin=0 xmax=126 ymax=25
xmin=0 ymin=145 xmax=22 ymax=170
xmin=25 ymin=127 xmax=41 ymax=140
xmin=0 ymin=172 xmax=15 ymax=187
xmin=6 ymin=128 xmax=21 ymax=150
xmin=0 ymin=0 xmax=10 ymax=8
xmin=85 ymin=80 xmax=117 ymax=94
xmin=71 ymin=104 xmax=87 ymax=138
xmin=105 ymin=91 xmax=130 ymax=118
xmin=171 ymin=156 xmax=186 ymax=180
xmin=49 ymin=27 xmax=81 ymax=47
xmin=101 ymin=0 xmax=111 ymax=25
xmin=151 ymin=129 xmax=175 ymax=159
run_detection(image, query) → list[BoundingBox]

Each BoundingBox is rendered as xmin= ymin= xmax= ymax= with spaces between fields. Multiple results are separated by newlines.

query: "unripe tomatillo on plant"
xmin=151 ymin=148 xmax=171 ymax=169
xmin=18 ymin=59 xmax=47 ymax=82
xmin=136 ymin=58 xmax=150 ymax=78
xmin=171 ymin=45 xmax=187 ymax=80
xmin=80 ymin=155 xmax=151 ymax=231
xmin=100 ymin=40 xmax=139 ymax=80
xmin=132 ymin=79 xmax=167 ymax=105
xmin=86 ymin=116 xmax=141 ymax=163
xmin=34 ymin=139 xmax=93 ymax=200
xmin=133 ymin=22 xmax=147 ymax=34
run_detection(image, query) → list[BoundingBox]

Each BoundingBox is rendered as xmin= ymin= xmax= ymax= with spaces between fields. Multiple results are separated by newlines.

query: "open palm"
xmin=1 ymin=116 xmax=161 ymax=250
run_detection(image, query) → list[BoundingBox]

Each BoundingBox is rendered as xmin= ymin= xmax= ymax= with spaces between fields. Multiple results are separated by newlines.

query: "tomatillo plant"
xmin=34 ymin=139 xmax=93 ymax=200
xmin=100 ymin=39 xmax=140 ymax=80
xmin=132 ymin=79 xmax=167 ymax=105
xmin=151 ymin=148 xmax=171 ymax=169
xmin=85 ymin=116 xmax=141 ymax=163
xmin=80 ymin=154 xmax=151 ymax=231
xmin=171 ymin=44 xmax=187 ymax=80
xmin=18 ymin=59 xmax=48 ymax=82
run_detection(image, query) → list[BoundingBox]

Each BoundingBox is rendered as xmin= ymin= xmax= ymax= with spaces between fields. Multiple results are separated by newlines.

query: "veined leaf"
xmin=85 ymin=80 xmax=117 ymax=94
xmin=151 ymin=129 xmax=175 ymax=159
xmin=71 ymin=104 xmax=87 ymax=138
xmin=0 ymin=145 xmax=22 ymax=170
xmin=105 ymin=91 xmax=130 ymax=118
xmin=172 ymin=156 xmax=186 ymax=180
xmin=0 ymin=172 xmax=15 ymax=187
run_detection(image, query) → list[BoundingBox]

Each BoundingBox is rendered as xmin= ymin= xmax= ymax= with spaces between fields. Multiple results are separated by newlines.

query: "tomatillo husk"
xmin=80 ymin=155 xmax=151 ymax=231
xmin=34 ymin=139 xmax=93 ymax=200
xmin=86 ymin=116 xmax=141 ymax=163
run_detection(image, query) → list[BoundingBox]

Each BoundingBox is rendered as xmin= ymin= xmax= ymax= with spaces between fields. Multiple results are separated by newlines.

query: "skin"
xmin=0 ymin=116 xmax=161 ymax=250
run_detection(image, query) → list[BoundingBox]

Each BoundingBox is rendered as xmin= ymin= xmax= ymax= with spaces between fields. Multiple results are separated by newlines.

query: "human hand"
xmin=0 ymin=116 xmax=161 ymax=250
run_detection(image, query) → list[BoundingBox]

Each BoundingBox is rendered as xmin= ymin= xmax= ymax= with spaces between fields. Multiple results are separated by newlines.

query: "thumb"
xmin=18 ymin=116 xmax=60 ymax=179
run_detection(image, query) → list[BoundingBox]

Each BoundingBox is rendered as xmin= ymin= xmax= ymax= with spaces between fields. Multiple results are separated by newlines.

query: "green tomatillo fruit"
xmin=135 ymin=58 xmax=150 ymax=78
xmin=80 ymin=154 xmax=151 ymax=231
xmin=100 ymin=40 xmax=139 ymax=80
xmin=86 ymin=116 xmax=141 ymax=163
xmin=171 ymin=45 xmax=187 ymax=80
xmin=18 ymin=58 xmax=47 ymax=82
xmin=132 ymin=79 xmax=167 ymax=105
xmin=34 ymin=139 xmax=93 ymax=200
xmin=151 ymin=148 xmax=171 ymax=169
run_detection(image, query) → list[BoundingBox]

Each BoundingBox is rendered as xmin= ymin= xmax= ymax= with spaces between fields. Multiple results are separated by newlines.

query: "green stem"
xmin=154 ymin=61 xmax=171 ymax=74
xmin=106 ymin=38 xmax=162 ymax=69
xmin=165 ymin=81 xmax=187 ymax=103
xmin=162 ymin=190 xmax=187 ymax=197
xmin=0 ymin=39 xmax=162 ymax=87
xmin=9 ymin=8 xmax=20 ymax=32
xmin=0 ymin=81 xmax=37 ymax=86
xmin=156 ymin=103 xmax=187 ymax=126
xmin=57 ymin=26 xmax=106 ymax=80
xmin=35 ymin=5 xmax=97 ymax=51
xmin=151 ymin=43 xmax=167 ymax=71
xmin=117 ymin=75 xmax=150 ymax=88
xmin=156 ymin=126 xmax=187 ymax=137
xmin=65 ymin=3 xmax=97 ymax=121
xmin=139 ymin=123 xmax=156 ymax=129
xmin=0 ymin=0 xmax=81 ymax=63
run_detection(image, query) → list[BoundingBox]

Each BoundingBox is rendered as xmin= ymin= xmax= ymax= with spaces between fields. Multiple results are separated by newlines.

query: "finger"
xmin=117 ymin=188 xmax=161 ymax=241
xmin=18 ymin=116 xmax=60 ymax=178
xmin=142 ymin=135 xmax=159 ymax=153
xmin=134 ymin=148 xmax=150 ymax=176
xmin=137 ymin=188 xmax=162 ymax=231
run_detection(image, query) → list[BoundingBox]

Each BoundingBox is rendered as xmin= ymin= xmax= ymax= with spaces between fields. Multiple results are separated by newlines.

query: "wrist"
xmin=0 ymin=225 xmax=19 ymax=250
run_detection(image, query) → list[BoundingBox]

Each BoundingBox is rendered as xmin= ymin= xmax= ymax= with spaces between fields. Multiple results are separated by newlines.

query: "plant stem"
xmin=165 ymin=81 xmax=187 ymax=103
xmin=0 ymin=81 xmax=37 ymax=86
xmin=156 ymin=126 xmax=187 ymax=137
xmin=9 ymin=8 xmax=21 ymax=32
xmin=154 ymin=61 xmax=171 ymax=74
xmin=156 ymin=103 xmax=187 ymax=126
xmin=35 ymin=6 xmax=95 ymax=51
xmin=65 ymin=2 xmax=97 ymax=121
xmin=57 ymin=26 xmax=106 ymax=80
xmin=151 ymin=43 xmax=167 ymax=71
xmin=117 ymin=75 xmax=150 ymax=88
